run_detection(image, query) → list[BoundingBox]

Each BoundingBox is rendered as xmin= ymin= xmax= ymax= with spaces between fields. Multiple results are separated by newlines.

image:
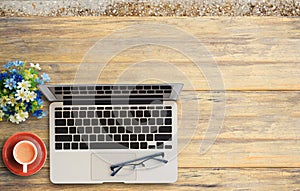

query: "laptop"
xmin=39 ymin=83 xmax=183 ymax=183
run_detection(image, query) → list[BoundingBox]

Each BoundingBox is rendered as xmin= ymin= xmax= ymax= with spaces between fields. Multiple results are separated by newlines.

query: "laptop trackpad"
xmin=91 ymin=153 xmax=137 ymax=182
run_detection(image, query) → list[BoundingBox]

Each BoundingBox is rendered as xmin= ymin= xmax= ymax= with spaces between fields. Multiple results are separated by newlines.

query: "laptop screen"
xmin=39 ymin=84 xmax=183 ymax=102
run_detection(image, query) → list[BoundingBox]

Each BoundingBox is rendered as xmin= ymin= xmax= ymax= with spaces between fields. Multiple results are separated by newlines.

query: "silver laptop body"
xmin=39 ymin=83 xmax=183 ymax=184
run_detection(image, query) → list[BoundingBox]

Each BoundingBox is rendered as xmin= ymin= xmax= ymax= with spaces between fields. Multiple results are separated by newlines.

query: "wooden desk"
xmin=0 ymin=17 xmax=300 ymax=190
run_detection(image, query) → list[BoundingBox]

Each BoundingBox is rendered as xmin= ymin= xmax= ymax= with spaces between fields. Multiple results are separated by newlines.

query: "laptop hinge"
xmin=63 ymin=99 xmax=163 ymax=105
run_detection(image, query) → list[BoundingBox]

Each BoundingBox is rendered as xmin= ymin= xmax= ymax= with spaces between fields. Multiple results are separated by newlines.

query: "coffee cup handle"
xmin=23 ymin=164 xmax=27 ymax=173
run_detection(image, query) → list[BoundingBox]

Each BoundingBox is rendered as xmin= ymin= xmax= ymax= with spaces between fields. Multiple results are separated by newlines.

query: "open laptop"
xmin=39 ymin=83 xmax=183 ymax=183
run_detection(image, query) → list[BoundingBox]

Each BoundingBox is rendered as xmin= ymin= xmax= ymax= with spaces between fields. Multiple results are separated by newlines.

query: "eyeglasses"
xmin=110 ymin=152 xmax=168 ymax=176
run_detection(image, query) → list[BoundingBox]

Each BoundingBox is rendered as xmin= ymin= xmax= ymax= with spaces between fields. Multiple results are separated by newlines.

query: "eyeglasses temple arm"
xmin=111 ymin=166 xmax=123 ymax=176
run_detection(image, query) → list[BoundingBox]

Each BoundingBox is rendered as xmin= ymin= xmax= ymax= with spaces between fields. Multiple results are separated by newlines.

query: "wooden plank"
xmin=0 ymin=167 xmax=299 ymax=190
xmin=0 ymin=17 xmax=300 ymax=90
xmin=0 ymin=91 xmax=300 ymax=168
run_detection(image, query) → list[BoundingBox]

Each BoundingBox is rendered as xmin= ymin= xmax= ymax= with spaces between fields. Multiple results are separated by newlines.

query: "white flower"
xmin=16 ymin=111 xmax=29 ymax=122
xmin=24 ymin=91 xmax=37 ymax=102
xmin=30 ymin=63 xmax=41 ymax=70
xmin=0 ymin=110 xmax=4 ymax=118
xmin=9 ymin=114 xmax=20 ymax=124
xmin=8 ymin=95 xmax=17 ymax=106
xmin=0 ymin=96 xmax=10 ymax=107
xmin=17 ymin=80 xmax=31 ymax=91
xmin=15 ymin=89 xmax=26 ymax=101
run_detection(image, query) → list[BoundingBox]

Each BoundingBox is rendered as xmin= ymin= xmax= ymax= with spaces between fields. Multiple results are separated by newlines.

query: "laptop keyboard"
xmin=54 ymin=105 xmax=174 ymax=150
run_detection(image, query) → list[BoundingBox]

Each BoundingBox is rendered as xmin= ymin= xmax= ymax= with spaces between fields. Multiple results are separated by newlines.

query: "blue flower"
xmin=37 ymin=99 xmax=44 ymax=106
xmin=3 ymin=62 xmax=14 ymax=69
xmin=34 ymin=90 xmax=42 ymax=100
xmin=14 ymin=60 xmax=24 ymax=67
xmin=35 ymin=78 xmax=44 ymax=85
xmin=41 ymin=73 xmax=50 ymax=82
xmin=0 ymin=72 xmax=8 ymax=81
xmin=12 ymin=73 xmax=23 ymax=83
xmin=4 ymin=78 xmax=17 ymax=90
xmin=24 ymin=102 xmax=32 ymax=112
xmin=3 ymin=60 xmax=24 ymax=69
xmin=33 ymin=110 xmax=47 ymax=119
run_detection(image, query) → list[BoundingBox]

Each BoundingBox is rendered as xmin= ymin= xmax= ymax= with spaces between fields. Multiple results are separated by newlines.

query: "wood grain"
xmin=0 ymin=17 xmax=299 ymax=190
xmin=0 ymin=167 xmax=299 ymax=191
xmin=0 ymin=17 xmax=300 ymax=90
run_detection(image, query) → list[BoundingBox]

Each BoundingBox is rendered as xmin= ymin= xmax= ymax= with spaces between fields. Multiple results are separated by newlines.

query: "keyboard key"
xmin=92 ymin=119 xmax=98 ymax=125
xmin=144 ymin=110 xmax=151 ymax=117
xmin=100 ymin=119 xmax=107 ymax=125
xmin=152 ymin=110 xmax=159 ymax=117
xmin=165 ymin=145 xmax=172 ymax=149
xmin=157 ymin=118 xmax=163 ymax=125
xmin=146 ymin=134 xmax=153 ymax=141
xmin=80 ymin=143 xmax=89 ymax=149
xmin=118 ymin=126 xmax=125 ymax=133
xmin=148 ymin=118 xmax=155 ymax=125
xmin=165 ymin=118 xmax=172 ymax=125
xmin=129 ymin=111 xmax=135 ymax=117
xmin=55 ymin=143 xmax=62 ymax=150
xmin=140 ymin=142 xmax=147 ymax=149
xmin=126 ymin=126 xmax=133 ymax=133
xmin=67 ymin=119 xmax=74 ymax=126
xmin=132 ymin=119 xmax=139 ymax=125
xmin=96 ymin=111 xmax=102 ymax=117
xmin=122 ymin=134 xmax=129 ymax=141
xmin=112 ymin=111 xmax=119 ymax=118
xmin=106 ymin=134 xmax=113 ymax=141
xmin=90 ymin=135 xmax=96 ymax=141
xmin=102 ymin=127 xmax=109 ymax=133
xmin=140 ymin=118 xmax=147 ymax=124
xmin=69 ymin=127 xmax=76 ymax=134
xmin=90 ymin=142 xmax=129 ymax=149
xmin=134 ymin=126 xmax=141 ymax=133
xmin=142 ymin=126 xmax=149 ymax=133
xmin=150 ymin=126 xmax=157 ymax=133
xmin=130 ymin=142 xmax=139 ymax=149
xmin=136 ymin=111 xmax=143 ymax=117
xmin=120 ymin=111 xmax=127 ymax=117
xmin=116 ymin=119 xmax=123 ymax=125
xmin=130 ymin=134 xmax=137 ymax=141
xmin=55 ymin=135 xmax=72 ymax=142
xmin=71 ymin=111 xmax=78 ymax=118
xmin=63 ymin=111 xmax=70 ymax=118
xmin=83 ymin=119 xmax=90 ymax=126
xmin=138 ymin=134 xmax=145 ymax=141
xmin=64 ymin=143 xmax=70 ymax=150
xmin=55 ymin=127 xmax=68 ymax=134
xmin=55 ymin=112 xmax=62 ymax=118
xmin=108 ymin=119 xmax=114 ymax=125
xmin=104 ymin=111 xmax=110 ymax=117
xmin=75 ymin=119 xmax=82 ymax=126
xmin=157 ymin=142 xmax=164 ymax=149
xmin=87 ymin=111 xmax=94 ymax=118
xmin=55 ymin=119 xmax=66 ymax=126
xmin=81 ymin=135 xmax=88 ymax=142
xmin=98 ymin=134 xmax=105 ymax=141
xmin=155 ymin=134 xmax=172 ymax=141
xmin=166 ymin=110 xmax=172 ymax=117
xmin=77 ymin=127 xmax=84 ymax=134
xmin=110 ymin=126 xmax=117 ymax=133
xmin=124 ymin=119 xmax=131 ymax=125
xmin=114 ymin=134 xmax=121 ymax=141
xmin=71 ymin=143 xmax=78 ymax=150
xmin=85 ymin=127 xmax=92 ymax=134
xmin=94 ymin=127 xmax=100 ymax=133
xmin=148 ymin=145 xmax=155 ymax=149
xmin=159 ymin=126 xmax=172 ymax=133
xmin=79 ymin=111 xmax=86 ymax=118
xmin=73 ymin=135 xmax=80 ymax=141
